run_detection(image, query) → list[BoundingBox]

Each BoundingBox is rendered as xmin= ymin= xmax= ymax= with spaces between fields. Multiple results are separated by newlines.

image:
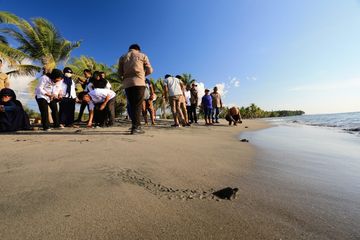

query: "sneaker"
xmin=44 ymin=128 xmax=52 ymax=131
xmin=131 ymin=127 xmax=145 ymax=135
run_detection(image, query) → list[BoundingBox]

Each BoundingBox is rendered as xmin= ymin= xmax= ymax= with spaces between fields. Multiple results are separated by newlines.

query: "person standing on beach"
xmin=142 ymin=78 xmax=155 ymax=125
xmin=35 ymin=68 xmax=63 ymax=131
xmin=0 ymin=59 xmax=10 ymax=90
xmin=118 ymin=44 xmax=153 ymax=134
xmin=176 ymin=75 xmax=190 ymax=126
xmin=59 ymin=67 xmax=76 ymax=127
xmin=163 ymin=74 xmax=185 ymax=127
xmin=210 ymin=86 xmax=222 ymax=123
xmin=75 ymin=69 xmax=92 ymax=122
xmin=189 ymin=83 xmax=198 ymax=123
xmin=184 ymin=84 xmax=192 ymax=124
xmin=225 ymin=107 xmax=243 ymax=126
xmin=201 ymin=89 xmax=213 ymax=125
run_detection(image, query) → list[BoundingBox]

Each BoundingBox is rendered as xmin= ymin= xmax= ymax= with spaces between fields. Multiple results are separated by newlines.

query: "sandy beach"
xmin=0 ymin=120 xmax=358 ymax=240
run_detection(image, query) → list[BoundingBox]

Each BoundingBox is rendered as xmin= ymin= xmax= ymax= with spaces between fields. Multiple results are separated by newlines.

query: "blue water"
xmin=266 ymin=112 xmax=360 ymax=135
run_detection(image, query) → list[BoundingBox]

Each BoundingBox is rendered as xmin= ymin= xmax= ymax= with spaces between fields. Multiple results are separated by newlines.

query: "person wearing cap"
xmin=189 ymin=83 xmax=198 ymax=123
xmin=118 ymin=44 xmax=153 ymax=134
xmin=225 ymin=107 xmax=243 ymax=126
xmin=77 ymin=88 xmax=116 ymax=128
xmin=210 ymin=86 xmax=223 ymax=123
xmin=201 ymin=89 xmax=213 ymax=125
xmin=0 ymin=59 xmax=10 ymax=90
xmin=0 ymin=88 xmax=31 ymax=132
xmin=163 ymin=74 xmax=186 ymax=127
xmin=59 ymin=67 xmax=77 ymax=127
xmin=35 ymin=68 xmax=64 ymax=131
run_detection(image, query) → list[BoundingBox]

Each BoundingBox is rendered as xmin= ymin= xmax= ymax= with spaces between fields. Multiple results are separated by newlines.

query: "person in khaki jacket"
xmin=118 ymin=44 xmax=153 ymax=134
xmin=0 ymin=59 xmax=10 ymax=90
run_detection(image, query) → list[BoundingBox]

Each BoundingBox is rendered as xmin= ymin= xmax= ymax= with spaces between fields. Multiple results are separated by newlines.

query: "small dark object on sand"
xmin=240 ymin=138 xmax=249 ymax=142
xmin=212 ymin=187 xmax=238 ymax=200
xmin=75 ymin=129 xmax=82 ymax=133
xmin=244 ymin=126 xmax=248 ymax=128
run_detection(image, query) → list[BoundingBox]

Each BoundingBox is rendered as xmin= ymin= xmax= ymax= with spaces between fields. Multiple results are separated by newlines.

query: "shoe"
xmin=131 ymin=127 xmax=145 ymax=135
xmin=44 ymin=128 xmax=52 ymax=131
xmin=216 ymin=121 xmax=220 ymax=123
xmin=171 ymin=124 xmax=180 ymax=128
xmin=59 ymin=124 xmax=65 ymax=129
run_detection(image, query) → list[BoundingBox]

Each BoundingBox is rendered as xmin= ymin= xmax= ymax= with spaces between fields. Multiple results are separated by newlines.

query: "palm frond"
xmin=0 ymin=35 xmax=8 ymax=44
xmin=6 ymin=64 xmax=41 ymax=77
xmin=0 ymin=43 xmax=30 ymax=65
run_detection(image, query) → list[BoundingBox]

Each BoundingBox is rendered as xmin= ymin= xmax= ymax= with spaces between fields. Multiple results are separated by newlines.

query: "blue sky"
xmin=1 ymin=0 xmax=360 ymax=114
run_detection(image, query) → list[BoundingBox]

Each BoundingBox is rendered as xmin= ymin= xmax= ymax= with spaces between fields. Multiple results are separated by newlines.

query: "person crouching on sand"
xmin=201 ymin=89 xmax=213 ymax=125
xmin=226 ymin=107 xmax=242 ymax=126
xmin=78 ymin=89 xmax=116 ymax=128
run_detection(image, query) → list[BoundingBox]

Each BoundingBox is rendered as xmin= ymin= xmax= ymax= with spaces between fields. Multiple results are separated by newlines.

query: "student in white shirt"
xmin=163 ymin=74 xmax=185 ymax=127
xmin=59 ymin=67 xmax=77 ymax=127
xmin=78 ymin=88 xmax=116 ymax=128
xmin=35 ymin=69 xmax=63 ymax=131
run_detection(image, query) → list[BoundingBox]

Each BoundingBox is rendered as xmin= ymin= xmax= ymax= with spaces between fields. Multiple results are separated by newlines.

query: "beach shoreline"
xmin=2 ymin=119 xmax=358 ymax=239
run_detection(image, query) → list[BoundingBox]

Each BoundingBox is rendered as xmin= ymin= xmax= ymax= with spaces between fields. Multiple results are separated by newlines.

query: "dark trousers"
xmin=59 ymin=98 xmax=75 ymax=126
xmin=94 ymin=97 xmax=116 ymax=126
xmin=212 ymin=107 xmax=220 ymax=122
xmin=125 ymin=86 xmax=145 ymax=129
xmin=186 ymin=106 xmax=191 ymax=124
xmin=36 ymin=97 xmax=59 ymax=130
xmin=77 ymin=102 xmax=88 ymax=121
xmin=189 ymin=104 xmax=197 ymax=123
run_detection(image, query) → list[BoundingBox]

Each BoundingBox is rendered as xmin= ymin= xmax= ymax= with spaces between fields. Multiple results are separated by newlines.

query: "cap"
xmin=63 ymin=67 xmax=73 ymax=74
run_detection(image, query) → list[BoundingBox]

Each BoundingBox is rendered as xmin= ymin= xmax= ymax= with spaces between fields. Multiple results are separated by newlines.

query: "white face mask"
xmin=65 ymin=73 xmax=72 ymax=78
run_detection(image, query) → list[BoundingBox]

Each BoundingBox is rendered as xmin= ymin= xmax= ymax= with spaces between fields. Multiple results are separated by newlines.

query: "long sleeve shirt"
xmin=118 ymin=49 xmax=153 ymax=89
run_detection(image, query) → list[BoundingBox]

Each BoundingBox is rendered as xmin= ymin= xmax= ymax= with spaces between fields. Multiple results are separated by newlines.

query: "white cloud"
xmin=229 ymin=76 xmax=240 ymax=88
xmin=246 ymin=76 xmax=257 ymax=81
xmin=2 ymin=59 xmax=37 ymax=106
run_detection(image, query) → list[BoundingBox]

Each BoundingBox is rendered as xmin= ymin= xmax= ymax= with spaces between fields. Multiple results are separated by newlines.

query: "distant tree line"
xmin=219 ymin=103 xmax=304 ymax=119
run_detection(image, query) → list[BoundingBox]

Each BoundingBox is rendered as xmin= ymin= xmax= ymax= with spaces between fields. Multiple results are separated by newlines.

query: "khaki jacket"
xmin=118 ymin=49 xmax=153 ymax=89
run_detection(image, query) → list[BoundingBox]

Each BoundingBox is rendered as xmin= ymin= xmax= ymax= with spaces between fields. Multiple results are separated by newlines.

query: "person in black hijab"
xmin=59 ymin=67 xmax=76 ymax=127
xmin=0 ymin=88 xmax=31 ymax=132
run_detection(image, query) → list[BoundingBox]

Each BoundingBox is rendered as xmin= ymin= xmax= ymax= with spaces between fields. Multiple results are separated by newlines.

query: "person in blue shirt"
xmin=201 ymin=89 xmax=213 ymax=125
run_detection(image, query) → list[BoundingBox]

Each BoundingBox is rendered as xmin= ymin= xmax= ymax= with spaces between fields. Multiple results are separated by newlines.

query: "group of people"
xmin=0 ymin=44 xmax=242 ymax=133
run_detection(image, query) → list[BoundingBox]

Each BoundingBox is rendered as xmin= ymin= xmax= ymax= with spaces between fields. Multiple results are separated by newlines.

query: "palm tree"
xmin=0 ymin=11 xmax=80 ymax=74
xmin=153 ymin=78 xmax=167 ymax=118
xmin=67 ymin=56 xmax=127 ymax=116
xmin=181 ymin=73 xmax=196 ymax=86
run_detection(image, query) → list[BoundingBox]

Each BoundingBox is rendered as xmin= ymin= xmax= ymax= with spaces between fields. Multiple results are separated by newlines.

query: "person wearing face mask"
xmin=59 ymin=67 xmax=77 ymax=127
xmin=35 ymin=68 xmax=64 ymax=131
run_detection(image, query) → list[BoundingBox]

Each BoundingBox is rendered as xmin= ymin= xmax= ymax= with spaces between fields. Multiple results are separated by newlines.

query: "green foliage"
xmin=0 ymin=11 xmax=80 ymax=77
xmin=23 ymin=105 xmax=40 ymax=119
xmin=238 ymin=103 xmax=305 ymax=119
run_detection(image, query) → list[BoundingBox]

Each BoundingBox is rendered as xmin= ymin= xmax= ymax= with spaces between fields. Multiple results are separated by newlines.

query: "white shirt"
xmin=88 ymin=88 xmax=116 ymax=110
xmin=86 ymin=80 xmax=112 ymax=92
xmin=61 ymin=79 xmax=77 ymax=98
xmin=164 ymin=77 xmax=183 ymax=97
xmin=35 ymin=75 xmax=56 ymax=102
xmin=185 ymin=90 xmax=191 ymax=106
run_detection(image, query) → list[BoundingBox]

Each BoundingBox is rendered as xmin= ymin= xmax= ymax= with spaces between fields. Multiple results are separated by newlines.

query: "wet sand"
xmin=0 ymin=120 xmax=358 ymax=239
